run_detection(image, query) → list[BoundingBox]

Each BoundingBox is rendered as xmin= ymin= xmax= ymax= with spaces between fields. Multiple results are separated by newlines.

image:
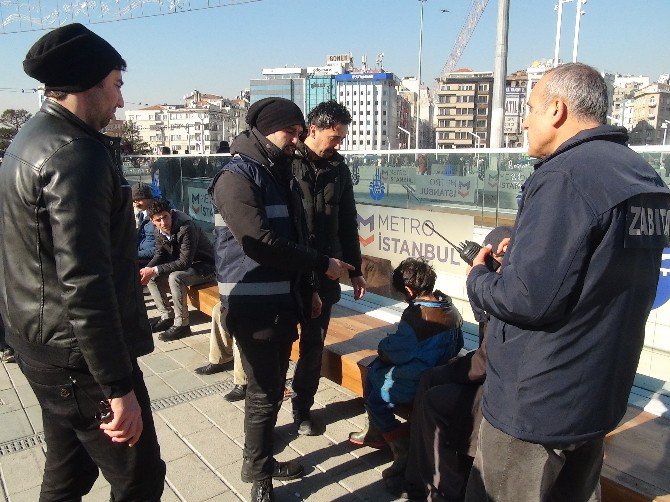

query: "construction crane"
xmin=438 ymin=0 xmax=490 ymax=79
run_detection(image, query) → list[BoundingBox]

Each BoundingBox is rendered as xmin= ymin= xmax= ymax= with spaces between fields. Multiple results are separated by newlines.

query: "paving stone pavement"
xmin=0 ymin=299 xmax=403 ymax=501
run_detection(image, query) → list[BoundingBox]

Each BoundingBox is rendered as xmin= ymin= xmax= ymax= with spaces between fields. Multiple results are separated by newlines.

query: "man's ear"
xmin=309 ymin=124 xmax=319 ymax=139
xmin=549 ymin=98 xmax=568 ymax=127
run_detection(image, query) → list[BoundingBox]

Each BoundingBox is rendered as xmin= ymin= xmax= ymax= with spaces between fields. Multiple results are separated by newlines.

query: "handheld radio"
xmin=423 ymin=222 xmax=501 ymax=272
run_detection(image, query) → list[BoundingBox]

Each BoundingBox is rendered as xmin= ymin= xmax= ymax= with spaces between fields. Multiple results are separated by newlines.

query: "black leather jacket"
xmin=0 ymin=100 xmax=153 ymax=390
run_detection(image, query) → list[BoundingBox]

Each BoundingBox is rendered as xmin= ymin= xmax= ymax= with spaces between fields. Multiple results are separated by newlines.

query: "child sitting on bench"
xmin=348 ymin=257 xmax=463 ymax=479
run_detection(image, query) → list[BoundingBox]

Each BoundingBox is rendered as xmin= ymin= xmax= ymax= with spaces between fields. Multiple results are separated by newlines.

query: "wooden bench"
xmin=186 ymin=282 xmax=670 ymax=502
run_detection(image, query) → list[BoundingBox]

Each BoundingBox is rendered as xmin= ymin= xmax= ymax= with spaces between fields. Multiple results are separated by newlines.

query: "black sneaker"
xmin=151 ymin=318 xmax=174 ymax=333
xmin=194 ymin=362 xmax=229 ymax=375
xmin=224 ymin=384 xmax=246 ymax=402
xmin=295 ymin=415 xmax=321 ymax=436
xmin=158 ymin=324 xmax=192 ymax=341
xmin=241 ymin=459 xmax=304 ymax=483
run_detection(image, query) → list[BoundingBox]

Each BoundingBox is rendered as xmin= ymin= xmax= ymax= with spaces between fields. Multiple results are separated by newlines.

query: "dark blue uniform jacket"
xmin=467 ymin=125 xmax=670 ymax=444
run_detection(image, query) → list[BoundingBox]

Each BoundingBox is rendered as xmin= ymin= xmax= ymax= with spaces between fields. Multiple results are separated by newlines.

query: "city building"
xmin=434 ymin=69 xmax=493 ymax=149
xmin=400 ymin=77 xmax=434 ymax=148
xmin=250 ymin=67 xmax=307 ymax=115
xmin=629 ymin=82 xmax=670 ymax=145
xmin=611 ymin=75 xmax=650 ymax=129
xmin=102 ymin=118 xmax=124 ymax=138
xmin=336 ymin=72 xmax=400 ymax=150
xmin=124 ymin=90 xmax=246 ymax=154
xmin=504 ymin=69 xmax=528 ymax=148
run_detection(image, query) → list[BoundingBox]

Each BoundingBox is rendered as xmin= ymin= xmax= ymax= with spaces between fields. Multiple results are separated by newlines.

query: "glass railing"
xmin=122 ymin=147 xmax=670 ymax=400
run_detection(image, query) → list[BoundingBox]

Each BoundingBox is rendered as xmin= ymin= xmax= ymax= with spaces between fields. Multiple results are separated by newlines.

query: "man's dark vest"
xmin=213 ymin=154 xmax=298 ymax=313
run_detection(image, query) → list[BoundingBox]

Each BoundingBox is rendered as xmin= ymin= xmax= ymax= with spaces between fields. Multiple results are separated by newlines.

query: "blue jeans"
xmin=364 ymin=361 xmax=407 ymax=433
xmin=17 ymin=355 xmax=165 ymax=502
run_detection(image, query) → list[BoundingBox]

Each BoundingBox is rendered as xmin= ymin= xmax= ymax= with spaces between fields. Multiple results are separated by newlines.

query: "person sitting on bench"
xmin=348 ymin=257 xmax=463 ymax=480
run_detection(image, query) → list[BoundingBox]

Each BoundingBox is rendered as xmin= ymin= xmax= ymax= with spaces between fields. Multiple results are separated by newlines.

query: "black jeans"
xmin=465 ymin=418 xmax=602 ymax=502
xmin=18 ymin=355 xmax=166 ymax=502
xmin=291 ymin=302 xmax=333 ymax=420
xmin=230 ymin=311 xmax=296 ymax=482
xmin=405 ymin=364 xmax=483 ymax=501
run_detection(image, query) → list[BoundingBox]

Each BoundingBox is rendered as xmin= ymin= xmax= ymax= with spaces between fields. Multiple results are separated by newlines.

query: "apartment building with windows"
xmin=434 ymin=69 xmax=493 ymax=149
xmin=336 ymin=72 xmax=399 ymax=151
xmin=630 ymin=82 xmax=670 ymax=145
xmin=124 ymin=90 xmax=246 ymax=154
xmin=612 ymin=75 xmax=650 ymax=129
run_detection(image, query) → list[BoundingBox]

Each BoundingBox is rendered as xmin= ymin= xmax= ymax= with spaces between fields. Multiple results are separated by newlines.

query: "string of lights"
xmin=0 ymin=0 xmax=263 ymax=34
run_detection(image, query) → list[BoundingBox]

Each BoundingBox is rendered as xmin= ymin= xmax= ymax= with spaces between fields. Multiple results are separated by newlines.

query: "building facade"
xmin=612 ymin=75 xmax=650 ymax=129
xmin=629 ymin=82 xmax=670 ymax=145
xmin=434 ymin=70 xmax=493 ymax=149
xmin=504 ymin=69 xmax=528 ymax=148
xmin=250 ymin=68 xmax=307 ymax=115
xmin=336 ymin=72 xmax=399 ymax=151
xmin=124 ymin=91 xmax=246 ymax=154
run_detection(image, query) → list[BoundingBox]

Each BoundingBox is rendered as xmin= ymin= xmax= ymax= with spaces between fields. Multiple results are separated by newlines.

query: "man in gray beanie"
xmin=209 ymin=98 xmax=353 ymax=501
xmin=0 ymin=23 xmax=165 ymax=501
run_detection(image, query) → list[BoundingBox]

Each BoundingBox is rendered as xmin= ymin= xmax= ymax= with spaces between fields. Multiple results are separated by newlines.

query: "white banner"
xmin=186 ymin=186 xmax=215 ymax=223
xmin=357 ymin=206 xmax=474 ymax=275
xmin=413 ymin=174 xmax=477 ymax=203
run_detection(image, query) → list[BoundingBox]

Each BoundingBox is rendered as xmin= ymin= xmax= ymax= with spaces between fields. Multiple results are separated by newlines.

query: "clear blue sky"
xmin=1 ymin=0 xmax=668 ymax=114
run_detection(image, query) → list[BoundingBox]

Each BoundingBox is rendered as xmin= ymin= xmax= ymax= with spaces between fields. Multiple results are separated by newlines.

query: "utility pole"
xmin=490 ymin=0 xmax=510 ymax=148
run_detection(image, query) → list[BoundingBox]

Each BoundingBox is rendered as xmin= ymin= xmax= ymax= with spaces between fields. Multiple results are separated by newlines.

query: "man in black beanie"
xmin=209 ymin=97 xmax=353 ymax=501
xmin=0 ymin=23 xmax=165 ymax=501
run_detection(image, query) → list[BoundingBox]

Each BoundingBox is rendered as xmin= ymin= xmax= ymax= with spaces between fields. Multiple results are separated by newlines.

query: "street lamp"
xmin=660 ymin=120 xmax=669 ymax=166
xmin=415 ymin=0 xmax=427 ymax=150
xmin=553 ymin=0 xmax=574 ymax=67
xmin=572 ymin=0 xmax=587 ymax=63
xmin=466 ymin=130 xmax=482 ymax=149
xmin=398 ymin=126 xmax=411 ymax=149
xmin=467 ymin=131 xmax=481 ymax=177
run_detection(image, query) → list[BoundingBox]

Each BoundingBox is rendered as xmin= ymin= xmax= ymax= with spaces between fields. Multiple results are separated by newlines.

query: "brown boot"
xmin=348 ymin=417 xmax=386 ymax=448
xmin=381 ymin=425 xmax=410 ymax=479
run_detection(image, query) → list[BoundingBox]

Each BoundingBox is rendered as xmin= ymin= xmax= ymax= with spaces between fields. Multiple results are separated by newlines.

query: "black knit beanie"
xmin=23 ymin=23 xmax=125 ymax=92
xmin=246 ymin=97 xmax=305 ymax=136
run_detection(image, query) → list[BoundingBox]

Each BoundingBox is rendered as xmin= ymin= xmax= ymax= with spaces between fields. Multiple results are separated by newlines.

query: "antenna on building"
xmin=376 ymin=53 xmax=385 ymax=71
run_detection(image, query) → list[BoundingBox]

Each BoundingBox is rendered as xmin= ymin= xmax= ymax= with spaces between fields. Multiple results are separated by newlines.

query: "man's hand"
xmin=99 ymin=390 xmax=143 ymax=447
xmin=467 ymin=244 xmax=493 ymax=276
xmin=311 ymin=291 xmax=322 ymax=319
xmin=351 ymin=276 xmax=367 ymax=300
xmin=497 ymin=237 xmax=510 ymax=257
xmin=325 ymin=258 xmax=354 ymax=280
xmin=139 ymin=267 xmax=156 ymax=286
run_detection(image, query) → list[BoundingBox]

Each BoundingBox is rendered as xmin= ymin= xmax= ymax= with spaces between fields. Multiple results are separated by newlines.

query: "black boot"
xmin=382 ymin=426 xmax=410 ymax=479
xmin=250 ymin=479 xmax=274 ymax=502
xmin=348 ymin=416 xmax=386 ymax=448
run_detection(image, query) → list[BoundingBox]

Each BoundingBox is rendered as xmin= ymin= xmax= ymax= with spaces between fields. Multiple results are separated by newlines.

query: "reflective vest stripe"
xmin=266 ymin=205 xmax=289 ymax=218
xmin=218 ymin=281 xmax=291 ymax=296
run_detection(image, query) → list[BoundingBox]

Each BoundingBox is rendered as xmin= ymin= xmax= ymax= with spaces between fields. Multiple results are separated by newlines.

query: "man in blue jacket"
xmin=466 ymin=63 xmax=670 ymax=501
xmin=132 ymin=183 xmax=156 ymax=268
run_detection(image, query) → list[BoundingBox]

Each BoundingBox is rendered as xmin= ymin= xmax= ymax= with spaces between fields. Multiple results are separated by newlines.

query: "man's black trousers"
xmin=291 ymin=302 xmax=333 ymax=420
xmin=17 ymin=355 xmax=166 ymax=502
xmin=229 ymin=309 xmax=296 ymax=482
